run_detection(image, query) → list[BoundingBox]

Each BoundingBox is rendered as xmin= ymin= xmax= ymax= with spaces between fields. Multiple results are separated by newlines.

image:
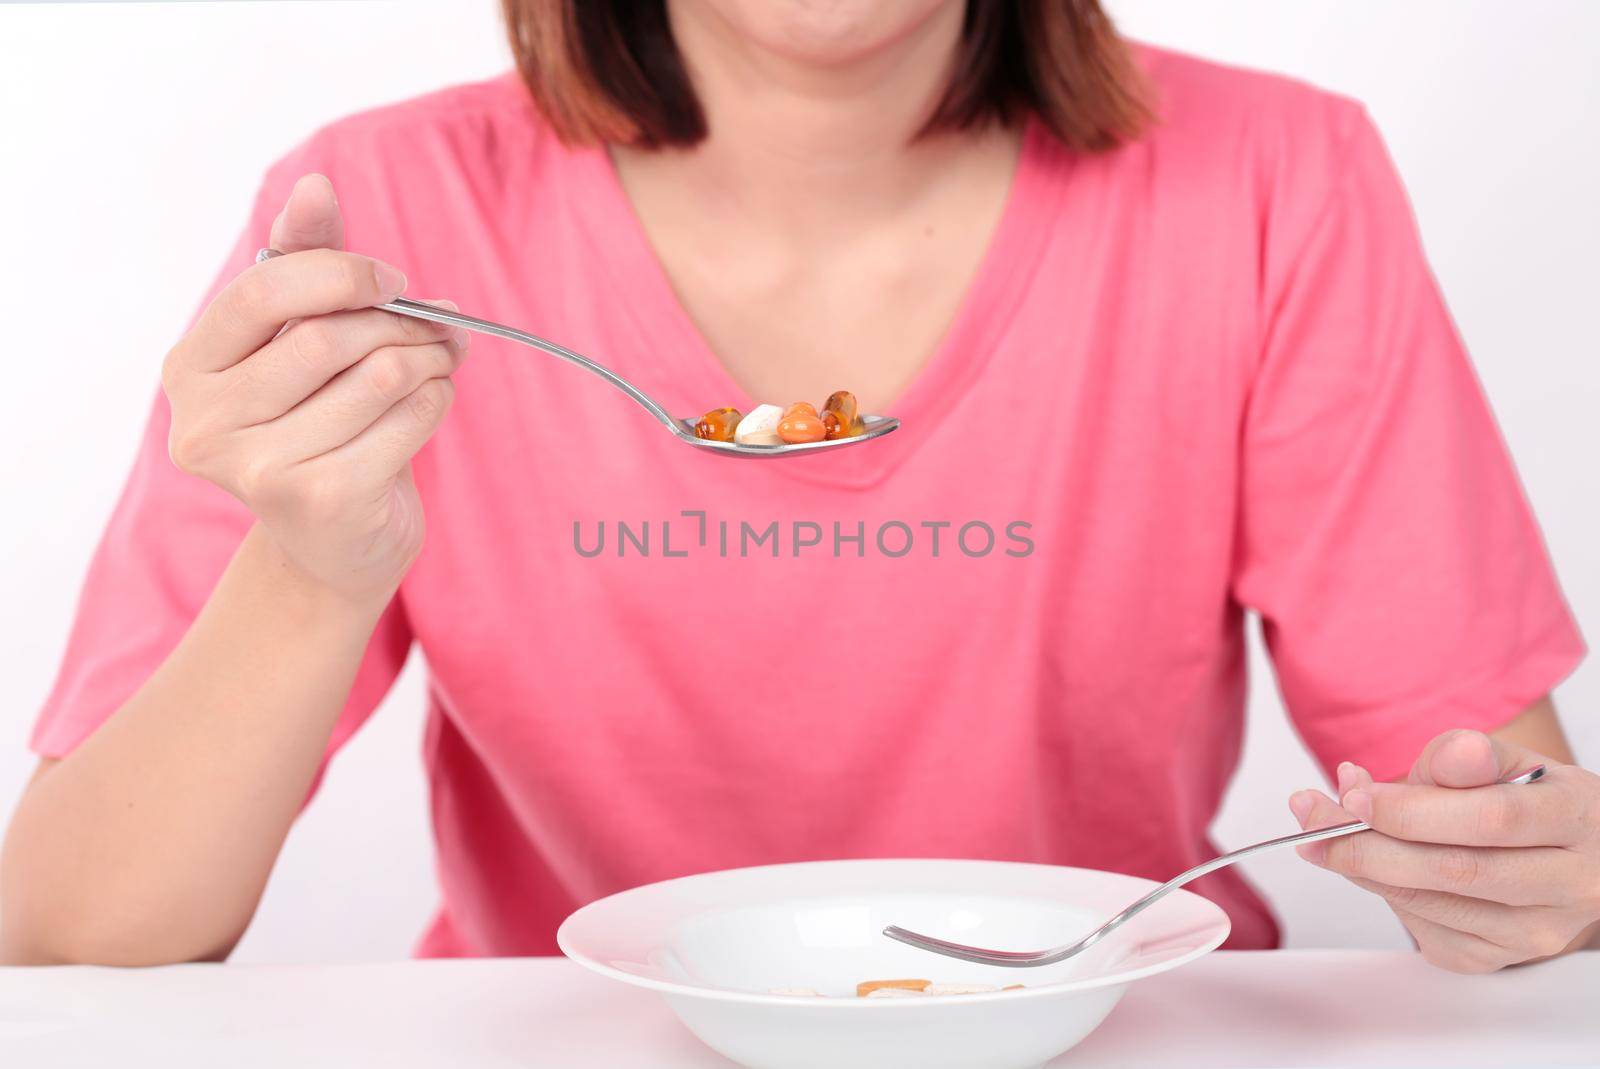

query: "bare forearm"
xmin=0 ymin=525 xmax=388 ymax=965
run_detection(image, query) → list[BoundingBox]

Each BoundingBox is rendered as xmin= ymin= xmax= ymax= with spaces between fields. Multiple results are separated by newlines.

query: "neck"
xmin=624 ymin=1 xmax=987 ymax=230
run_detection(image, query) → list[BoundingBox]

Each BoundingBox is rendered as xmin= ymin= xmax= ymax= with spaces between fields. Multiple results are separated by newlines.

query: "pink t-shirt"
xmin=32 ymin=48 xmax=1585 ymax=955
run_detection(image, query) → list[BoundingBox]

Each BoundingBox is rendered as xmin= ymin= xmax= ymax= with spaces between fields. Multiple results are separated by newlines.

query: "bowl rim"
xmin=556 ymin=858 xmax=1231 ymax=1008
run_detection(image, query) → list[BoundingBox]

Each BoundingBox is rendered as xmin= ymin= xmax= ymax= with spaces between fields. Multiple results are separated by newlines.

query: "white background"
xmin=0 ymin=1 xmax=1594 ymax=962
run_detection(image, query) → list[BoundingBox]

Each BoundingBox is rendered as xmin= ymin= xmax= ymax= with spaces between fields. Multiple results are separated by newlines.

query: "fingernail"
xmin=1342 ymin=788 xmax=1373 ymax=822
xmin=374 ymin=261 xmax=408 ymax=299
xmin=450 ymin=327 xmax=471 ymax=351
xmin=1351 ymin=763 xmax=1374 ymax=789
xmin=1337 ymin=762 xmax=1356 ymax=796
xmin=1288 ymin=790 xmax=1316 ymax=826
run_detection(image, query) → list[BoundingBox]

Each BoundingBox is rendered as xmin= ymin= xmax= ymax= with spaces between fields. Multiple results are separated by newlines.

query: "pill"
xmin=778 ymin=401 xmax=826 ymax=443
xmin=777 ymin=411 xmax=826 ymax=444
xmin=821 ymin=413 xmax=854 ymax=439
xmin=922 ymin=983 xmax=999 ymax=996
xmin=821 ymin=391 xmax=859 ymax=439
xmin=865 ymin=986 xmax=926 ymax=998
xmin=734 ymin=404 xmax=785 ymax=446
xmin=856 ymin=978 xmax=931 ymax=997
xmin=694 ymin=407 xmax=742 ymax=442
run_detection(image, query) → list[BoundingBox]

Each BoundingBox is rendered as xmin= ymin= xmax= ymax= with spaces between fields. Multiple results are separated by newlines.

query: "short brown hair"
xmin=503 ymin=1 xmax=1152 ymax=152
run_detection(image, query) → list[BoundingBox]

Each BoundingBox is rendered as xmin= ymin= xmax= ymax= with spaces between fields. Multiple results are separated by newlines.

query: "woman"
xmin=3 ymin=1 xmax=1595 ymax=972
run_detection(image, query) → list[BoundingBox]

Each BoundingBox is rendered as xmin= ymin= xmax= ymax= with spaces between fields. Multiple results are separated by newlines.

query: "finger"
xmin=317 ymin=375 xmax=456 ymax=483
xmin=267 ymin=337 xmax=466 ymax=458
xmin=1390 ymin=908 xmax=1517 ymax=974
xmin=1288 ymin=788 xmax=1357 ymax=866
xmin=1290 ymin=789 xmax=1573 ymax=904
xmin=1352 ymin=762 xmax=1374 ymax=791
xmin=1342 ymin=774 xmax=1587 ymax=848
xmin=1344 ymin=876 xmax=1542 ymax=950
xmin=176 ymin=248 xmax=408 ymax=373
xmin=219 ymin=304 xmax=462 ymax=424
xmin=1409 ymin=729 xmax=1545 ymax=789
xmin=268 ymin=174 xmax=345 ymax=253
xmin=1315 ymin=823 xmax=1572 ymax=907
xmin=1336 ymin=760 xmax=1376 ymax=798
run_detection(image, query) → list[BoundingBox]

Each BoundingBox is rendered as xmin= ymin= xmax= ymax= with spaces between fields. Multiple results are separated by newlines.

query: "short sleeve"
xmin=29 ymin=147 xmax=413 ymax=764
xmin=1233 ymin=107 xmax=1586 ymax=782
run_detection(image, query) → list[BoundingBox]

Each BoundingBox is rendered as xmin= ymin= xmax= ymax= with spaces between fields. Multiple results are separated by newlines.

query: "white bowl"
xmin=557 ymin=858 xmax=1229 ymax=1069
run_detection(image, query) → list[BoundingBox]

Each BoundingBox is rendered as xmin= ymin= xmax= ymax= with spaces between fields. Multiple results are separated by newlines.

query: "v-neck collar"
xmin=565 ymin=115 xmax=1072 ymax=491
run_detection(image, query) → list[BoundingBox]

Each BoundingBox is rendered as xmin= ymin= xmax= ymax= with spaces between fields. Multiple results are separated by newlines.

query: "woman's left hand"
xmin=1289 ymin=729 xmax=1600 ymax=973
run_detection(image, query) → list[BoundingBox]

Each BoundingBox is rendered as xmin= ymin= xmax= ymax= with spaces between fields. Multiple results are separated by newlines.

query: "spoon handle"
xmin=254 ymin=248 xmax=681 ymax=430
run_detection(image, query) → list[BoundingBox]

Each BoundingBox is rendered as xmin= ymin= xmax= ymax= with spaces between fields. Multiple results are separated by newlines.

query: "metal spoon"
xmin=256 ymin=249 xmax=900 ymax=457
xmin=884 ymin=764 xmax=1548 ymax=968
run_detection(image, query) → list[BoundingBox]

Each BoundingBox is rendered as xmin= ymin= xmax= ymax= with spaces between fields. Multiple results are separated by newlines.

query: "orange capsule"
xmin=821 ymin=411 xmax=864 ymax=440
xmin=822 ymin=390 xmax=859 ymax=440
xmin=777 ymin=411 xmax=826 ymax=444
xmin=783 ymin=401 xmax=819 ymax=421
xmin=694 ymin=406 xmax=742 ymax=442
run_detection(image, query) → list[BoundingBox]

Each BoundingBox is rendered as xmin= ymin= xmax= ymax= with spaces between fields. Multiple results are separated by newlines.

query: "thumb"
xmin=1408 ymin=729 xmax=1538 ymax=788
xmin=268 ymin=173 xmax=345 ymax=253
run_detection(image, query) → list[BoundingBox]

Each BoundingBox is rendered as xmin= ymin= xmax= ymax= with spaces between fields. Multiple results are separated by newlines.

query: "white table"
xmin=1 ymin=951 xmax=1594 ymax=1067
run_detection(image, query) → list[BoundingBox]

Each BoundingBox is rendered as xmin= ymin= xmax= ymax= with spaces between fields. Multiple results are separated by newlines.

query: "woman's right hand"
xmin=162 ymin=173 xmax=468 ymax=604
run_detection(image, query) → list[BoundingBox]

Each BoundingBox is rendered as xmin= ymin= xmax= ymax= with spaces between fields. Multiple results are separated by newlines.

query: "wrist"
xmin=235 ymin=524 xmax=397 ymax=630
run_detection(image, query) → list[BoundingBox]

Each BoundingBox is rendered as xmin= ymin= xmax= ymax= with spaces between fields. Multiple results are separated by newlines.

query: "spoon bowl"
xmin=675 ymin=414 xmax=901 ymax=456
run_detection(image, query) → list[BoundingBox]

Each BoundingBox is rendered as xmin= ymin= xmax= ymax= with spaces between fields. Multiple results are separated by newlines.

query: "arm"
xmin=0 ymin=529 xmax=386 ymax=965
xmin=0 ymin=176 xmax=462 ymax=966
xmin=1489 ymin=696 xmax=1577 ymax=764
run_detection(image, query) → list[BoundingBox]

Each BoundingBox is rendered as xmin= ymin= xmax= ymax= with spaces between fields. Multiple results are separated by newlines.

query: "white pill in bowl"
xmin=923 ymin=983 xmax=1000 ymax=996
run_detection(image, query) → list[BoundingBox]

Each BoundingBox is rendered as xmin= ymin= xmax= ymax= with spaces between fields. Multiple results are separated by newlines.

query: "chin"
xmin=675 ymin=0 xmax=961 ymax=66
